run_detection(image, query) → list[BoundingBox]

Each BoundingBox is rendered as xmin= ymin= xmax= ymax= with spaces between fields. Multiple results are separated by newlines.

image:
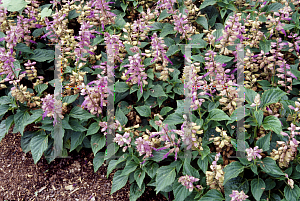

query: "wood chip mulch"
xmin=0 ymin=129 xmax=169 ymax=201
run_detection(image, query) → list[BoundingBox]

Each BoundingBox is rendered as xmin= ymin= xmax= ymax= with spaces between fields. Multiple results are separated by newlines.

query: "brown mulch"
xmin=0 ymin=130 xmax=169 ymax=201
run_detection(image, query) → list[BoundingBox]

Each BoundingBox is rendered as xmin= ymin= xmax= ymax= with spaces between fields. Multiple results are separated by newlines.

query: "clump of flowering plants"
xmin=0 ymin=0 xmax=300 ymax=200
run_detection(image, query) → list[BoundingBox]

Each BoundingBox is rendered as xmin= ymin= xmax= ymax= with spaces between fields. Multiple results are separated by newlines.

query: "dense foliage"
xmin=0 ymin=0 xmax=300 ymax=200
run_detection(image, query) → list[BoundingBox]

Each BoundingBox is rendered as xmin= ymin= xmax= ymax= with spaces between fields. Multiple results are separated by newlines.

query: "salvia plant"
xmin=0 ymin=0 xmax=300 ymax=200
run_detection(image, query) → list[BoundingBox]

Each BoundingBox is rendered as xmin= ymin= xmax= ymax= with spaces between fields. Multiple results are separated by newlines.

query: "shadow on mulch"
xmin=0 ymin=130 xmax=169 ymax=201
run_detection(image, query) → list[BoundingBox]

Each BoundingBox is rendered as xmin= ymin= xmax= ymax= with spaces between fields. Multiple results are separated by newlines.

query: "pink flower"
xmin=229 ymin=190 xmax=249 ymax=201
xmin=134 ymin=137 xmax=154 ymax=159
xmin=178 ymin=175 xmax=199 ymax=192
xmin=41 ymin=94 xmax=64 ymax=126
xmin=113 ymin=132 xmax=131 ymax=152
xmin=245 ymin=146 xmax=263 ymax=161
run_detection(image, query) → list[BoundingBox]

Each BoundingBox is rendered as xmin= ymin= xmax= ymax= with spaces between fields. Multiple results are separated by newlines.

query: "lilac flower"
xmin=250 ymin=94 xmax=261 ymax=107
xmin=81 ymin=75 xmax=108 ymax=117
xmin=113 ymin=132 xmax=132 ymax=152
xmin=150 ymin=32 xmax=172 ymax=65
xmin=41 ymin=94 xmax=64 ymax=126
xmin=86 ymin=0 xmax=116 ymax=31
xmin=0 ymin=47 xmax=19 ymax=82
xmin=134 ymin=137 xmax=154 ymax=159
xmin=156 ymin=0 xmax=177 ymax=14
xmin=123 ymin=52 xmax=148 ymax=94
xmin=74 ymin=21 xmax=98 ymax=63
xmin=285 ymin=174 xmax=294 ymax=189
xmin=229 ymin=190 xmax=249 ymax=201
xmin=99 ymin=122 xmax=107 ymax=135
xmin=104 ymin=32 xmax=124 ymax=63
xmin=245 ymin=146 xmax=263 ymax=161
xmin=178 ymin=175 xmax=199 ymax=192
xmin=173 ymin=13 xmax=193 ymax=40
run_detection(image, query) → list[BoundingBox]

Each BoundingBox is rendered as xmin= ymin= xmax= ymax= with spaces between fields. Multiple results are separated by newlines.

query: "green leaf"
xmin=199 ymin=0 xmax=217 ymax=10
xmin=245 ymin=88 xmax=258 ymax=104
xmin=254 ymin=110 xmax=264 ymax=127
xmin=15 ymin=43 xmax=34 ymax=54
xmin=130 ymin=182 xmax=145 ymax=201
xmin=62 ymin=94 xmax=79 ymax=105
xmin=260 ymin=88 xmax=286 ymax=108
xmin=208 ymin=109 xmax=231 ymax=121
xmin=5 ymin=115 xmax=14 ymax=135
xmin=0 ymin=96 xmax=12 ymax=105
xmin=163 ymin=113 xmax=185 ymax=125
xmin=160 ymin=107 xmax=173 ymax=116
xmin=30 ymin=49 xmax=55 ymax=62
xmin=87 ymin=122 xmax=100 ymax=136
xmin=121 ymin=160 xmax=138 ymax=176
xmin=149 ymin=22 xmax=164 ymax=31
xmin=115 ymin=14 xmax=126 ymax=29
xmin=251 ymin=178 xmax=265 ymax=201
xmin=32 ymin=29 xmax=43 ymax=37
xmin=220 ymin=8 xmax=227 ymax=19
xmin=257 ymin=131 xmax=271 ymax=151
xmin=115 ymin=82 xmax=130 ymax=93
xmin=70 ymin=131 xmax=85 ymax=152
xmin=68 ymin=9 xmax=80 ymax=19
xmin=69 ymin=106 xmax=95 ymax=120
xmin=144 ymin=58 xmax=155 ymax=67
xmin=283 ymin=24 xmax=295 ymax=30
xmin=267 ymin=3 xmax=284 ymax=12
xmin=214 ymin=55 xmax=233 ymax=63
xmin=166 ymin=45 xmax=180 ymax=57
xmin=196 ymin=16 xmax=209 ymax=30
xmin=265 ymin=178 xmax=276 ymax=191
xmin=145 ymin=163 xmax=159 ymax=178
xmin=115 ymin=108 xmax=128 ymax=126
xmin=284 ymin=184 xmax=300 ymax=201
xmin=158 ymin=9 xmax=172 ymax=21
xmin=223 ymin=161 xmax=244 ymax=185
xmin=93 ymin=152 xmax=105 ymax=172
xmin=260 ymin=157 xmax=285 ymax=176
xmin=224 ymin=177 xmax=249 ymax=201
xmin=259 ymin=40 xmax=271 ymax=54
xmin=262 ymin=116 xmax=282 ymax=135
xmin=25 ymin=109 xmax=43 ymax=125
xmin=1 ymin=0 xmax=29 ymax=12
xmin=135 ymin=105 xmax=151 ymax=117
xmin=120 ymin=3 xmax=128 ymax=12
xmin=41 ymin=7 xmax=52 ymax=19
xmin=21 ymin=131 xmax=35 ymax=153
xmin=160 ymin=23 xmax=176 ymax=38
xmin=107 ymin=155 xmax=129 ymax=178
xmin=199 ymin=189 xmax=224 ymax=201
xmin=197 ymin=157 xmax=208 ymax=173
xmin=173 ymin=180 xmax=192 ymax=201
xmin=200 ymin=145 xmax=211 ymax=159
xmin=134 ymin=169 xmax=145 ymax=189
xmin=91 ymin=134 xmax=105 ymax=156
xmin=188 ymin=34 xmax=207 ymax=48
xmin=0 ymin=120 xmax=6 ymax=143
xmin=155 ymin=165 xmax=176 ymax=193
xmin=150 ymin=85 xmax=167 ymax=97
xmin=14 ymin=110 xmax=30 ymax=135
xmin=163 ymin=37 xmax=175 ymax=47
xmin=69 ymin=119 xmax=87 ymax=132
xmin=183 ymin=160 xmax=200 ymax=179
xmin=0 ymin=105 xmax=9 ymax=116
xmin=34 ymin=84 xmax=48 ymax=96
xmin=111 ymin=170 xmax=129 ymax=194
xmin=30 ymin=132 xmax=48 ymax=164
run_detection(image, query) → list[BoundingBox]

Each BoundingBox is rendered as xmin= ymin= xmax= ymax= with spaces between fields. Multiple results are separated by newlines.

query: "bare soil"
xmin=0 ymin=130 xmax=168 ymax=201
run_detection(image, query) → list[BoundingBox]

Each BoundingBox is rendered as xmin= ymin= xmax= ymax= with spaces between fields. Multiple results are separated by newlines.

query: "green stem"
xmin=278 ymin=189 xmax=284 ymax=197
